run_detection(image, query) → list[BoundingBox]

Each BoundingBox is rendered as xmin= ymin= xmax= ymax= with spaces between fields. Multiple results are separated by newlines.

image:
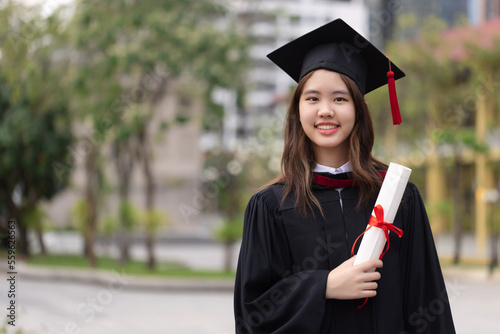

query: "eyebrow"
xmin=303 ymin=89 xmax=350 ymax=96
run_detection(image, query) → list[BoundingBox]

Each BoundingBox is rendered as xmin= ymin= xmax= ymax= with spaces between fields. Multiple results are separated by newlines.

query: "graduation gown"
xmin=234 ymin=173 xmax=455 ymax=333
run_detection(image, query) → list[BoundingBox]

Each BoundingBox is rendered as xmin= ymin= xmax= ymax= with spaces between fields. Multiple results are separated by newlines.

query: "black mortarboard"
xmin=267 ymin=18 xmax=405 ymax=125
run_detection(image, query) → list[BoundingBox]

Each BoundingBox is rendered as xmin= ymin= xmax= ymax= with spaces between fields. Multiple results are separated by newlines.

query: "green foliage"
xmin=0 ymin=318 xmax=24 ymax=333
xmin=0 ymin=2 xmax=74 ymax=219
xmin=60 ymin=1 xmax=252 ymax=254
xmin=427 ymin=199 xmax=454 ymax=229
xmin=377 ymin=15 xmax=500 ymax=237
xmin=433 ymin=128 xmax=489 ymax=153
xmin=26 ymin=253 xmax=236 ymax=279
xmin=118 ymin=200 xmax=140 ymax=231
xmin=22 ymin=205 xmax=46 ymax=230
xmin=72 ymin=200 xmax=88 ymax=233
xmin=214 ymin=214 xmax=244 ymax=243
xmin=375 ymin=14 xmax=500 ymax=162
xmin=66 ymin=0 xmax=251 ymax=134
xmin=0 ymin=92 xmax=74 ymax=191
xmin=142 ymin=209 xmax=169 ymax=234
xmin=202 ymin=151 xmax=249 ymax=242
xmin=203 ymin=151 xmax=248 ymax=213
xmin=100 ymin=215 xmax=118 ymax=237
xmin=115 ymin=200 xmax=168 ymax=233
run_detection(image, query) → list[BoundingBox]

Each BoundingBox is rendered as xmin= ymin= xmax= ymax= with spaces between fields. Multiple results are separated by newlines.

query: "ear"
xmin=365 ymin=101 xmax=369 ymax=109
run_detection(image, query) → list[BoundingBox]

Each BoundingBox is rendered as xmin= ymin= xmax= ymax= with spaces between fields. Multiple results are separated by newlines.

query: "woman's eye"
xmin=306 ymin=97 xmax=318 ymax=102
xmin=334 ymin=97 xmax=347 ymax=102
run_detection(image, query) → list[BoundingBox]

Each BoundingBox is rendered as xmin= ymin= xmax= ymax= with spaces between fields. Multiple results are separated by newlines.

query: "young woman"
xmin=234 ymin=19 xmax=455 ymax=333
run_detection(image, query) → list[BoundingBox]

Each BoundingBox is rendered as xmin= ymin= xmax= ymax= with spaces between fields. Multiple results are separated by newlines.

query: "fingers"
xmin=325 ymin=257 xmax=383 ymax=300
xmin=354 ymin=258 xmax=383 ymax=272
xmin=350 ymin=282 xmax=379 ymax=299
xmin=360 ymin=289 xmax=377 ymax=298
xmin=365 ymin=271 xmax=381 ymax=282
xmin=362 ymin=281 xmax=378 ymax=291
xmin=356 ymin=281 xmax=378 ymax=298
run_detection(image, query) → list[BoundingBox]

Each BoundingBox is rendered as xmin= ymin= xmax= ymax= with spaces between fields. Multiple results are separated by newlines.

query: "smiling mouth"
xmin=315 ymin=125 xmax=339 ymax=130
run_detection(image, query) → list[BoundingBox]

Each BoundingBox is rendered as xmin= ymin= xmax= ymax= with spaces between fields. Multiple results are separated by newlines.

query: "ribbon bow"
xmin=351 ymin=204 xmax=404 ymax=259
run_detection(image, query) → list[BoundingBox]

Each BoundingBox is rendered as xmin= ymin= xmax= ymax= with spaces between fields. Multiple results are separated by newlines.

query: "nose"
xmin=317 ymin=102 xmax=334 ymax=117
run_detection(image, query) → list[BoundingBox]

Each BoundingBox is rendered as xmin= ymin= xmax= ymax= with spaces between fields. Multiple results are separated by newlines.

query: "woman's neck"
xmin=314 ymin=144 xmax=349 ymax=168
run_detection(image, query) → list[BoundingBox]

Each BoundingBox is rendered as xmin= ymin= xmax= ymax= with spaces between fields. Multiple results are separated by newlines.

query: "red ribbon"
xmin=351 ymin=204 xmax=403 ymax=259
xmin=351 ymin=204 xmax=404 ymax=309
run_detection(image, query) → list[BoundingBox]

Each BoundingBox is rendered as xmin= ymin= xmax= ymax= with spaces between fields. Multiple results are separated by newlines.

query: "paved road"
xmin=8 ymin=233 xmax=498 ymax=333
xmin=2 ymin=274 xmax=499 ymax=334
xmin=3 ymin=279 xmax=234 ymax=334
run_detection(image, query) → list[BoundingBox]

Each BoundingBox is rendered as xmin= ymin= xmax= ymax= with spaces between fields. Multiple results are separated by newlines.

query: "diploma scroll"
xmin=353 ymin=162 xmax=412 ymax=266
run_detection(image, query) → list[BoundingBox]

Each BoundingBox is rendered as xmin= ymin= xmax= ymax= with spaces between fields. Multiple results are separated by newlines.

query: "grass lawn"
xmin=439 ymin=256 xmax=491 ymax=267
xmin=24 ymin=253 xmax=236 ymax=279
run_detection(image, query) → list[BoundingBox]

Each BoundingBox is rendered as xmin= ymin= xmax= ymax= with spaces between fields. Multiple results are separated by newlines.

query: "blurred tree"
xmin=22 ymin=205 xmax=47 ymax=254
xmin=434 ymin=128 xmax=488 ymax=264
xmin=467 ymin=40 xmax=500 ymax=265
xmin=65 ymin=0 xmax=250 ymax=267
xmin=372 ymin=15 xmax=500 ymax=263
xmin=141 ymin=208 xmax=168 ymax=270
xmin=488 ymin=188 xmax=500 ymax=274
xmin=214 ymin=212 xmax=244 ymax=272
xmin=206 ymin=151 xmax=247 ymax=272
xmin=0 ymin=2 xmax=74 ymax=257
xmin=99 ymin=215 xmax=118 ymax=257
xmin=71 ymin=199 xmax=88 ymax=251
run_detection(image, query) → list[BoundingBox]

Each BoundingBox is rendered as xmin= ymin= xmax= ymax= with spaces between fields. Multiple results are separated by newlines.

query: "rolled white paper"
xmin=353 ymin=162 xmax=412 ymax=266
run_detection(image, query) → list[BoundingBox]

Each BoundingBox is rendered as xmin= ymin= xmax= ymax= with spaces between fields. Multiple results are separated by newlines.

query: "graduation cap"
xmin=267 ymin=18 xmax=405 ymax=125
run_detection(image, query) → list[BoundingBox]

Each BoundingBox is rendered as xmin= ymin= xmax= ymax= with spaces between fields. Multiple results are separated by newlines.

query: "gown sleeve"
xmin=234 ymin=187 xmax=330 ymax=334
xmin=399 ymin=183 xmax=456 ymax=333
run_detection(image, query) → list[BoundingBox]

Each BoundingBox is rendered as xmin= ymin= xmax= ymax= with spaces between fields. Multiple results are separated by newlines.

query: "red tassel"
xmin=387 ymin=59 xmax=402 ymax=125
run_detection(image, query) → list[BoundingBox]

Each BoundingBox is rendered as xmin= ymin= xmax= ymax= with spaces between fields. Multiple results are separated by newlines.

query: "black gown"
xmin=234 ymin=172 xmax=456 ymax=333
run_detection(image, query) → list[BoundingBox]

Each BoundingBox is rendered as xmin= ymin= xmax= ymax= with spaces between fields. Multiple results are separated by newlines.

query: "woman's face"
xmin=299 ymin=69 xmax=356 ymax=165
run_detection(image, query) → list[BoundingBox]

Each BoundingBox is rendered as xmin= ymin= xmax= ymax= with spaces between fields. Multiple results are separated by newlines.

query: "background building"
xmin=207 ymin=0 xmax=370 ymax=152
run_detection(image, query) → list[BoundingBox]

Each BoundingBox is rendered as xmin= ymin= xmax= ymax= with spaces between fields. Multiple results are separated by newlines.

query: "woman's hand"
xmin=325 ymin=256 xmax=383 ymax=300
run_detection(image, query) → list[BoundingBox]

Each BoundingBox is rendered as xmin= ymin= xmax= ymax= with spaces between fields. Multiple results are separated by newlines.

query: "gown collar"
xmin=313 ymin=161 xmax=351 ymax=175
xmin=313 ymin=162 xmax=386 ymax=188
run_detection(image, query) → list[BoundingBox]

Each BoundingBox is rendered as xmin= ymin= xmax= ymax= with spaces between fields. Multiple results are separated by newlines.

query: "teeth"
xmin=316 ymin=125 xmax=339 ymax=130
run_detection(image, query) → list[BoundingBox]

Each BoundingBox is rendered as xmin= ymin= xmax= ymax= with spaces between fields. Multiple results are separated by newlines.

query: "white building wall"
xmin=239 ymin=0 xmax=370 ymax=128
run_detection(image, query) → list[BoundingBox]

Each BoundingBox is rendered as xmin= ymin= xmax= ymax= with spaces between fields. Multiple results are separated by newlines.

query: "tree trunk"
xmin=4 ymin=187 xmax=29 ymax=259
xmin=145 ymin=230 xmax=156 ymax=270
xmin=18 ymin=220 xmax=29 ymax=259
xmin=452 ymin=154 xmax=463 ymax=265
xmin=84 ymin=145 xmax=98 ymax=268
xmin=490 ymin=223 xmax=498 ymax=275
xmin=490 ymin=202 xmax=499 ymax=275
xmin=223 ymin=240 xmax=234 ymax=272
xmin=138 ymin=125 xmax=156 ymax=270
xmin=36 ymin=225 xmax=46 ymax=254
xmin=118 ymin=227 xmax=130 ymax=265
xmin=112 ymin=139 xmax=135 ymax=266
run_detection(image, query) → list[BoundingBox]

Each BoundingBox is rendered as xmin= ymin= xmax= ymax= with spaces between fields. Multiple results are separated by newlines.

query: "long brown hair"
xmin=268 ymin=70 xmax=387 ymax=216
